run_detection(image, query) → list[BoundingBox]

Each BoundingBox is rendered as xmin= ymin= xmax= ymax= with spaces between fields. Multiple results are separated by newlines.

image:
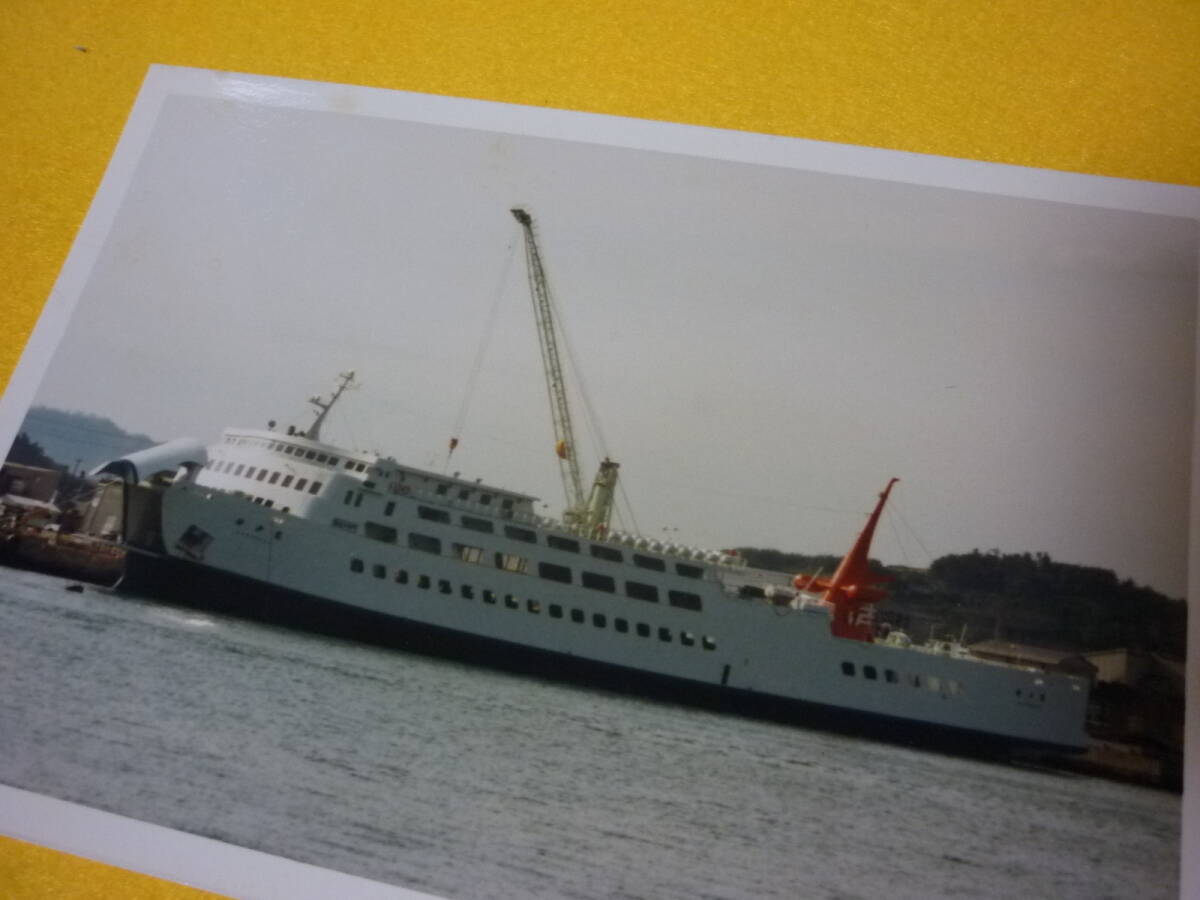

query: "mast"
xmin=304 ymin=371 xmax=356 ymax=442
xmin=511 ymin=209 xmax=618 ymax=534
xmin=793 ymin=478 xmax=899 ymax=642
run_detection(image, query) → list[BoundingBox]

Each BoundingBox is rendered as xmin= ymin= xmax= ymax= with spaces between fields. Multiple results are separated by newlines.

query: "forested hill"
xmin=734 ymin=547 xmax=1186 ymax=659
xmin=13 ymin=406 xmax=158 ymax=472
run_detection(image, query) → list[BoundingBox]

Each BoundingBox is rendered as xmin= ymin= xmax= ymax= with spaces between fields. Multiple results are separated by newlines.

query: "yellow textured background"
xmin=1 ymin=1 xmax=1198 ymax=896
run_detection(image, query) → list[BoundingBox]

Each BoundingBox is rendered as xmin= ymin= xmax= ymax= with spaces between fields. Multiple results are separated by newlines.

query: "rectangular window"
xmin=329 ymin=458 xmax=339 ymax=467
xmin=626 ymin=581 xmax=659 ymax=603
xmin=372 ymin=564 xmax=386 ymax=579
xmin=384 ymin=501 xmax=395 ymax=517
xmin=702 ymin=636 xmax=717 ymax=651
xmin=364 ymin=522 xmax=398 ymax=543
xmin=549 ymin=604 xmax=563 ymax=619
xmin=570 ymin=609 xmax=585 ymax=623
xmin=675 ymin=563 xmax=704 ymax=579
xmin=305 ymin=451 xmax=317 ymax=460
xmin=668 ymin=590 xmax=702 ymax=611
xmin=245 ymin=467 xmax=257 ymax=479
xmin=395 ymin=569 xmax=408 ymax=584
xmin=344 ymin=460 xmax=354 ymax=469
xmin=332 ymin=518 xmax=358 ymax=533
xmin=483 ymin=590 xmax=497 ymax=604
xmin=504 ymin=594 xmax=519 ymax=609
xmin=680 ymin=631 xmax=696 ymax=647
xmin=439 ymin=580 xmax=452 ymax=594
xmin=295 ymin=478 xmax=308 ymax=492
xmin=455 ymin=544 xmax=484 ymax=564
xmin=658 ymin=627 xmax=672 ymax=643
xmin=495 ymin=552 xmax=529 ymax=574
xmin=885 ymin=669 xmax=898 ymax=684
xmin=590 ymin=544 xmax=623 ymax=563
xmin=581 ymin=571 xmax=616 ymax=593
xmin=636 ymin=623 xmax=651 ymax=637
xmin=547 ymin=535 xmax=580 ymax=553
xmin=417 ymin=575 xmax=430 ymax=589
xmin=864 ymin=665 xmax=878 ymax=680
xmin=592 ymin=613 xmax=607 ymax=628
xmin=614 ymin=618 xmax=629 ymax=634
xmin=285 ymin=447 xmax=295 ymax=455
xmin=435 ymin=484 xmax=449 ymax=495
xmin=317 ymin=454 xmax=328 ymax=464
xmin=234 ymin=464 xmax=246 ymax=476
xmin=841 ymin=661 xmax=856 ymax=676
xmin=538 ymin=562 xmax=572 ymax=584
xmin=268 ymin=471 xmax=281 ymax=485
xmin=633 ymin=554 xmax=666 ymax=572
xmin=461 ymin=515 xmax=494 ymax=534
xmin=350 ymin=557 xmax=364 ymax=573
xmin=479 ymin=494 xmax=492 ymax=505
xmin=408 ymin=533 xmax=442 ymax=554
xmin=461 ymin=585 xmax=474 ymax=599
xmin=353 ymin=493 xmax=363 ymax=507
xmin=418 ymin=505 xmax=451 ymax=524
xmin=504 ymin=525 xmax=537 ymax=543
xmin=527 ymin=599 xmax=540 ymax=614
xmin=459 ymin=488 xmax=471 ymax=500
xmin=256 ymin=469 xmax=268 ymax=481
xmin=344 ymin=490 xmax=355 ymax=505
xmin=308 ymin=481 xmax=322 ymax=494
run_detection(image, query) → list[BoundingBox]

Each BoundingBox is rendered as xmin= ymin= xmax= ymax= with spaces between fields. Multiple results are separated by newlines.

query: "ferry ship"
xmin=118 ymin=211 xmax=1091 ymax=755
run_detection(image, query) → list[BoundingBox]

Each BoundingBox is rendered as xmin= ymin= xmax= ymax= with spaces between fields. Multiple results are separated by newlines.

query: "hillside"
xmin=12 ymin=407 xmax=159 ymax=473
xmin=735 ymin=546 xmax=1186 ymax=659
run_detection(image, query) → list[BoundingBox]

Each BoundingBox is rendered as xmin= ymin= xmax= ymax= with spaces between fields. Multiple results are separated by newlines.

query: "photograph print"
xmin=0 ymin=67 xmax=1193 ymax=900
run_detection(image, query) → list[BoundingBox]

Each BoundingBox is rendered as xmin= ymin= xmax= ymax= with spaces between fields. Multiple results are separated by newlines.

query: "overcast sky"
xmin=20 ymin=91 xmax=1198 ymax=597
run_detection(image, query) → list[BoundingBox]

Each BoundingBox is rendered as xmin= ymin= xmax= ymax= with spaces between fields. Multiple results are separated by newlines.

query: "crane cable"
xmin=444 ymin=237 xmax=519 ymax=471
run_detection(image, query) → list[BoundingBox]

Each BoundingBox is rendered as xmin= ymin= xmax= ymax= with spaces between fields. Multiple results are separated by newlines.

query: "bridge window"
xmin=364 ymin=522 xmax=397 ymax=543
xmin=495 ymin=552 xmax=528 ymax=573
xmin=626 ymin=581 xmax=659 ymax=603
xmin=418 ymin=505 xmax=450 ymax=524
xmin=548 ymin=535 xmax=580 ymax=553
xmin=408 ymin=533 xmax=442 ymax=554
xmin=668 ymin=590 xmax=702 ymax=611
xmin=590 ymin=544 xmax=623 ymax=563
xmin=538 ymin=562 xmax=572 ymax=584
xmin=504 ymin=525 xmax=537 ymax=543
xmin=633 ymin=554 xmax=665 ymax=572
xmin=582 ymin=572 xmax=616 ymax=593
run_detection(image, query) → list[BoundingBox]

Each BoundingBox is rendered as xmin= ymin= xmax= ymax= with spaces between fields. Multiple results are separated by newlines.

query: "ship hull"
xmin=118 ymin=537 xmax=1088 ymax=758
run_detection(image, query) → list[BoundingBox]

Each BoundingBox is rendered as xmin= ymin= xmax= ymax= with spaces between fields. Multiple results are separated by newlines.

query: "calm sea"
xmin=0 ymin=567 xmax=1180 ymax=900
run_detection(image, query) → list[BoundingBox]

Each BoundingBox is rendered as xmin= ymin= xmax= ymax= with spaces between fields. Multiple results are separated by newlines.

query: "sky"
xmin=16 ymin=90 xmax=1198 ymax=597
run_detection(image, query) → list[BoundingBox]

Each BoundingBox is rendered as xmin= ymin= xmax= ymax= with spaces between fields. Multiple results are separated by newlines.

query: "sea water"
xmin=0 ymin=568 xmax=1180 ymax=900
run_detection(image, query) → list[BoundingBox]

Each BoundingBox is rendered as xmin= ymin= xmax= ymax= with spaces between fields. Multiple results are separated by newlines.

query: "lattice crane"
xmin=511 ymin=209 xmax=619 ymax=535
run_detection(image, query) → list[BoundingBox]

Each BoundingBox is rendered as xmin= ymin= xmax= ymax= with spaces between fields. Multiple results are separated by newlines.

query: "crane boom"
xmin=511 ymin=208 xmax=618 ymax=533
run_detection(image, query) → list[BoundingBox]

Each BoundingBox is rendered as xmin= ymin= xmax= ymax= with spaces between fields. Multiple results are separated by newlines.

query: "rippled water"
xmin=0 ymin=567 xmax=1180 ymax=899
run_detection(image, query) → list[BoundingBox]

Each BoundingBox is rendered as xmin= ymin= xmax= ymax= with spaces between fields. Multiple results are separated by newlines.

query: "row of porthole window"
xmin=415 ymin=505 xmax=704 ymax=579
xmin=224 ymin=435 xmax=369 ymax=473
xmin=206 ymin=459 xmax=324 ymax=496
xmin=450 ymin=539 xmax=703 ymax=611
xmin=840 ymin=661 xmax=964 ymax=696
xmin=348 ymin=557 xmax=718 ymax=650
